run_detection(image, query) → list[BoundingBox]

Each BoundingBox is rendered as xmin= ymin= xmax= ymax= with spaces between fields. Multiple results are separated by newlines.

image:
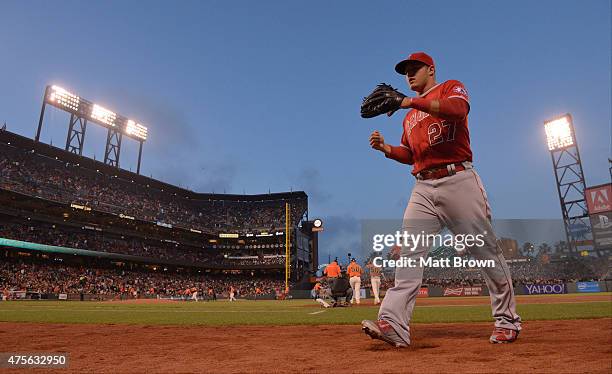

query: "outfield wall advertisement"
xmin=576 ymin=281 xmax=600 ymax=293
xmin=523 ymin=283 xmax=566 ymax=295
xmin=443 ymin=286 xmax=483 ymax=297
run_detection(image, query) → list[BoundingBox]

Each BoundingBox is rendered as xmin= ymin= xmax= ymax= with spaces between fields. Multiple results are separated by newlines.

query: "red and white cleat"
xmin=361 ymin=319 xmax=409 ymax=348
xmin=489 ymin=327 xmax=519 ymax=344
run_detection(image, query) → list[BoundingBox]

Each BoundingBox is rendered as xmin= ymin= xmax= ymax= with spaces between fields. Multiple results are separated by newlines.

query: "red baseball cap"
xmin=394 ymin=52 xmax=435 ymax=74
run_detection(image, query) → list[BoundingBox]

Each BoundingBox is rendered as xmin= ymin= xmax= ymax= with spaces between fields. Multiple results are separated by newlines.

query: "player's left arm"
xmin=400 ymin=81 xmax=470 ymax=121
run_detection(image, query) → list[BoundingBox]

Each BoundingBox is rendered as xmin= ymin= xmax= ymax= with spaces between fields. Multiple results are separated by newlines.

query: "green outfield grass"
xmin=0 ymin=293 xmax=610 ymax=326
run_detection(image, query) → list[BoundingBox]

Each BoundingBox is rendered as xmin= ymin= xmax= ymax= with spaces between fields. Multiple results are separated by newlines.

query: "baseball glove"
xmin=360 ymin=83 xmax=406 ymax=118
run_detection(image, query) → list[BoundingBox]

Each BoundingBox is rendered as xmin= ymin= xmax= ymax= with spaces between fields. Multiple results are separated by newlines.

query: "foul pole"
xmin=285 ymin=202 xmax=290 ymax=293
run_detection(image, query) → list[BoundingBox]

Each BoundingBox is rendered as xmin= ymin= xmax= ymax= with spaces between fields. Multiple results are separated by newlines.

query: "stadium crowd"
xmin=0 ymin=221 xmax=286 ymax=267
xmin=357 ymin=256 xmax=611 ymax=290
xmin=0 ymin=143 xmax=307 ymax=234
xmin=0 ymin=259 xmax=287 ymax=299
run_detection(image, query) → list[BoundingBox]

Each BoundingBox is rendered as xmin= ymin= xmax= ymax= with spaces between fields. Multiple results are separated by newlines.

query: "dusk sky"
xmin=1 ymin=1 xmax=610 ymax=262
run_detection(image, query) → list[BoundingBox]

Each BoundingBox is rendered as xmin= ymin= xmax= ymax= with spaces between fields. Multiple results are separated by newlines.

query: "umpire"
xmin=331 ymin=270 xmax=353 ymax=306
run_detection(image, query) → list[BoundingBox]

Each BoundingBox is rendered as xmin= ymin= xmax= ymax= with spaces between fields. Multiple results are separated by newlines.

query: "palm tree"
xmin=553 ymin=241 xmax=568 ymax=253
xmin=521 ymin=242 xmax=534 ymax=257
xmin=537 ymin=243 xmax=551 ymax=255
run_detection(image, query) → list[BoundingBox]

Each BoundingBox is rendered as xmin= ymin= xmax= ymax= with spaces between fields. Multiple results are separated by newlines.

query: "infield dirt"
xmin=1 ymin=318 xmax=611 ymax=373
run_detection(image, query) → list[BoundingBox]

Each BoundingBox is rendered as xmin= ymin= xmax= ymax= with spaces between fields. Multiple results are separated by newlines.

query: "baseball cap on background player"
xmin=394 ymin=52 xmax=435 ymax=74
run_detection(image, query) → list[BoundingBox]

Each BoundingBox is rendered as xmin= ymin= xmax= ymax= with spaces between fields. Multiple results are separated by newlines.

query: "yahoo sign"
xmin=523 ymin=283 xmax=566 ymax=295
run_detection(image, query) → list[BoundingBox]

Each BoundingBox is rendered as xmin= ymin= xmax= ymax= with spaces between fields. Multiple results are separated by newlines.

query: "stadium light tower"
xmin=544 ymin=113 xmax=591 ymax=253
xmin=36 ymin=85 xmax=148 ymax=174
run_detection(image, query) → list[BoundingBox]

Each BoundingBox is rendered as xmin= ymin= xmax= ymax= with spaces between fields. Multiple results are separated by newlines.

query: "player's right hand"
xmin=369 ymin=131 xmax=386 ymax=152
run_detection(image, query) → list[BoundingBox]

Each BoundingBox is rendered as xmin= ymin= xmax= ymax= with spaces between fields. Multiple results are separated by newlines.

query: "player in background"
xmin=191 ymin=287 xmax=198 ymax=302
xmin=347 ymin=258 xmax=363 ymax=304
xmin=229 ymin=286 xmax=236 ymax=302
xmin=312 ymin=282 xmax=322 ymax=299
xmin=362 ymin=52 xmax=521 ymax=347
xmin=323 ymin=259 xmax=341 ymax=288
xmin=208 ymin=287 xmax=216 ymax=301
xmin=366 ymin=260 xmax=383 ymax=305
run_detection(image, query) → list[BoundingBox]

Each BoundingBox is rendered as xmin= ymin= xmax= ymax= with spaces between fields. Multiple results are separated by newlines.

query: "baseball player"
xmin=360 ymin=52 xmax=522 ymax=347
xmin=366 ymin=260 xmax=383 ymax=304
xmin=315 ymin=282 xmax=332 ymax=308
xmin=229 ymin=286 xmax=236 ymax=302
xmin=323 ymin=259 xmax=341 ymax=288
xmin=208 ymin=287 xmax=217 ymax=301
xmin=312 ymin=282 xmax=322 ymax=299
xmin=191 ymin=287 xmax=198 ymax=302
xmin=347 ymin=258 xmax=363 ymax=304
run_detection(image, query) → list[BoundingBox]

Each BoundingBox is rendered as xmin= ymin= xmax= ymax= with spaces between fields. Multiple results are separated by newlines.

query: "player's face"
xmin=405 ymin=63 xmax=430 ymax=92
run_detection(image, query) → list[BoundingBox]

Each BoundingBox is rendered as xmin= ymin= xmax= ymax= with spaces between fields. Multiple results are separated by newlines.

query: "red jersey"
xmin=398 ymin=80 xmax=472 ymax=175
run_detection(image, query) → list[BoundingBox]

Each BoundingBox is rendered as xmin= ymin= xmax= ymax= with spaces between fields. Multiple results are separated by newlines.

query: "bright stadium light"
xmin=91 ymin=104 xmax=117 ymax=127
xmin=38 ymin=84 xmax=149 ymax=174
xmin=126 ymin=120 xmax=148 ymax=140
xmin=544 ymin=112 xmax=590 ymax=254
xmin=545 ymin=115 xmax=575 ymax=151
xmin=49 ymin=85 xmax=80 ymax=111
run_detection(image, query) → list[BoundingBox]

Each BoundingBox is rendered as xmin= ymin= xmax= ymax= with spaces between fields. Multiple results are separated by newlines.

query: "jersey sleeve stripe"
xmin=447 ymin=95 xmax=470 ymax=104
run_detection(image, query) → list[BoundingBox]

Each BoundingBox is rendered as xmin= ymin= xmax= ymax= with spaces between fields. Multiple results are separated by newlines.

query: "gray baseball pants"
xmin=378 ymin=166 xmax=522 ymax=345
